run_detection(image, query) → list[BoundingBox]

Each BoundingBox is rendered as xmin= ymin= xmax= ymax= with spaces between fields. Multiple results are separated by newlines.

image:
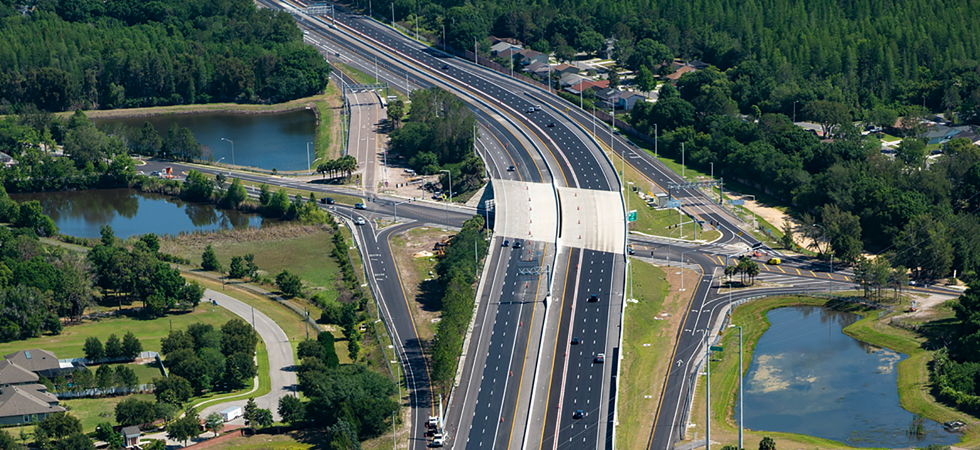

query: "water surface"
xmin=96 ymin=110 xmax=316 ymax=171
xmin=12 ymin=189 xmax=266 ymax=239
xmin=741 ymin=306 xmax=958 ymax=447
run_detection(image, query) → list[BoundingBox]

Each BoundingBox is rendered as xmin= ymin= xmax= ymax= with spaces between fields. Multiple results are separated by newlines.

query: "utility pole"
xmin=654 ymin=123 xmax=658 ymax=158
xmin=305 ymin=309 xmax=309 ymax=339
xmin=682 ymin=142 xmax=686 ymax=178
xmin=474 ymin=37 xmax=478 ymax=64
xmin=391 ymin=3 xmax=394 ymax=27
xmin=251 ymin=306 xmax=255 ymax=329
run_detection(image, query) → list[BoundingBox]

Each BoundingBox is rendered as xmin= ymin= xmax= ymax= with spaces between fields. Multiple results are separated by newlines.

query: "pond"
xmin=741 ymin=306 xmax=958 ymax=448
xmin=95 ymin=110 xmax=316 ymax=171
xmin=11 ymin=189 xmax=267 ymax=239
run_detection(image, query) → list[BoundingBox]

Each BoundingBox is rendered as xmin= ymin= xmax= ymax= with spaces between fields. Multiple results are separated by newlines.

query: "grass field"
xmin=0 ymin=306 xmax=240 ymax=360
xmin=686 ymin=295 xmax=980 ymax=449
xmin=616 ymin=260 xmax=694 ymax=450
xmin=170 ymin=226 xmax=341 ymax=291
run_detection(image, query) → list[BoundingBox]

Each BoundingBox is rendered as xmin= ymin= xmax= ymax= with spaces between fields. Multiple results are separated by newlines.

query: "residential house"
xmin=951 ymin=130 xmax=980 ymax=146
xmin=665 ymin=65 xmax=695 ymax=81
xmin=0 ymin=152 xmax=15 ymax=168
xmin=4 ymin=349 xmax=70 ymax=378
xmin=0 ymin=384 xmax=65 ymax=425
xmin=515 ymin=49 xmax=548 ymax=67
xmin=565 ymin=80 xmax=609 ymax=95
xmin=490 ymin=41 xmax=520 ymax=56
xmin=122 ymin=426 xmax=141 ymax=448
xmin=552 ymin=63 xmax=579 ymax=77
xmin=0 ymin=360 xmax=39 ymax=388
xmin=497 ymin=48 xmax=520 ymax=64
xmin=525 ymin=61 xmax=552 ymax=78
xmin=559 ymin=73 xmax=587 ymax=88
xmin=595 ymin=88 xmax=623 ymax=109
xmin=616 ymin=91 xmax=646 ymax=110
xmin=924 ymin=125 xmax=971 ymax=145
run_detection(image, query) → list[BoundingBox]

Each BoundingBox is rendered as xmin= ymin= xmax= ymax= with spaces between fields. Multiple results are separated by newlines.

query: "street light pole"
xmin=306 ymin=141 xmax=313 ymax=174
xmin=221 ymin=137 xmax=234 ymax=166
xmin=738 ymin=325 xmax=743 ymax=450
xmin=440 ymin=169 xmax=452 ymax=222
xmin=654 ymin=123 xmax=658 ymax=158
xmin=682 ymin=142 xmax=686 ymax=178
xmin=793 ymin=100 xmax=799 ymax=123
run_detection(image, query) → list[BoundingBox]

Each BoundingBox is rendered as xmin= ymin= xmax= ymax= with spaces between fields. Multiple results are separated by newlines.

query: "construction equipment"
xmin=164 ymin=167 xmax=176 ymax=179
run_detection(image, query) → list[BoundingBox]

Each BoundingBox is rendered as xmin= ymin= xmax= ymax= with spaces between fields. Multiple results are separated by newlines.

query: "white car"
xmin=355 ymin=217 xmax=366 ymax=225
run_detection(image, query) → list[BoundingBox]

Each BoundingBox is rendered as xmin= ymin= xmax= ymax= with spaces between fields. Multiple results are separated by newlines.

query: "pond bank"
xmin=690 ymin=295 xmax=977 ymax=449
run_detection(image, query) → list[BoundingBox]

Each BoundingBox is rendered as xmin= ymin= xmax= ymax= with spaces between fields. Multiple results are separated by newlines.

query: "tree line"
xmin=628 ymin=73 xmax=980 ymax=282
xmin=0 ymin=0 xmax=331 ymax=112
xmin=158 ymin=319 xmax=259 ymax=396
xmin=364 ymin=0 xmax=980 ymax=118
xmin=88 ymin=225 xmax=206 ymax=317
xmin=388 ymin=87 xmax=485 ymax=196
xmin=430 ymin=216 xmax=489 ymax=392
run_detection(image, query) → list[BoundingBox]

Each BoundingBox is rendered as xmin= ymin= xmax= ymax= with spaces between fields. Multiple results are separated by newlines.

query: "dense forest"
xmin=366 ymin=0 xmax=980 ymax=118
xmin=0 ymin=0 xmax=331 ymax=112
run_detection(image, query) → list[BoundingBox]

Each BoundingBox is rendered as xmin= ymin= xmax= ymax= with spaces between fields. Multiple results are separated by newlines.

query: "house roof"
xmin=497 ymin=49 xmax=520 ymax=60
xmin=553 ymin=63 xmax=578 ymax=73
xmin=490 ymin=42 xmax=515 ymax=53
xmin=0 ymin=361 xmax=38 ymax=385
xmin=3 ymin=350 xmax=60 ymax=374
xmin=122 ymin=426 xmax=141 ymax=438
xmin=924 ymin=125 xmax=970 ymax=139
xmin=517 ymin=49 xmax=546 ymax=60
xmin=566 ymin=80 xmax=609 ymax=94
xmin=559 ymin=73 xmax=586 ymax=86
xmin=666 ymin=65 xmax=696 ymax=80
xmin=620 ymin=92 xmax=645 ymax=100
xmin=0 ymin=385 xmax=64 ymax=419
xmin=595 ymin=88 xmax=622 ymax=100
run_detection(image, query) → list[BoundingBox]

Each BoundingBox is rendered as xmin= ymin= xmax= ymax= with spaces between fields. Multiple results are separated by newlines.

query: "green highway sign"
xmin=710 ymin=346 xmax=724 ymax=352
xmin=627 ymin=210 xmax=637 ymax=222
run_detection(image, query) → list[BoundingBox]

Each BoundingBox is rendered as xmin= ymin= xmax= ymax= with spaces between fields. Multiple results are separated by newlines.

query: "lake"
xmin=11 ymin=189 xmax=267 ymax=239
xmin=95 ymin=110 xmax=316 ymax=171
xmin=741 ymin=306 xmax=958 ymax=448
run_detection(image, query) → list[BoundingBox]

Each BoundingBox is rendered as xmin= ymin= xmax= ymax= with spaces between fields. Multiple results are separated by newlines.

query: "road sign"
xmin=627 ymin=210 xmax=637 ymax=222
xmin=729 ymin=199 xmax=745 ymax=206
xmin=710 ymin=346 xmax=724 ymax=352
xmin=665 ymin=200 xmax=681 ymax=208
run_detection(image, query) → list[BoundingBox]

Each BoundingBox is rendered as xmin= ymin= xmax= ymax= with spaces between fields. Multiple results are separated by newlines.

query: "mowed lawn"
xmin=173 ymin=227 xmax=341 ymax=291
xmin=0 ymin=306 xmax=240 ymax=360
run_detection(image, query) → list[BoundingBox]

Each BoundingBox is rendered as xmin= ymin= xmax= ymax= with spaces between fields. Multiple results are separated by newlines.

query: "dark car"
xmin=354 ymin=203 xmax=367 ymax=210
xmin=572 ymin=410 xmax=584 ymax=419
xmin=588 ymin=294 xmax=598 ymax=303
xmin=513 ymin=240 xmax=522 ymax=249
xmin=507 ymin=165 xmax=516 ymax=172
xmin=321 ymin=197 xmax=335 ymax=205
xmin=547 ymin=122 xmax=555 ymax=127
xmin=442 ymin=64 xmax=450 ymax=70
xmin=571 ymin=337 xmax=580 ymax=345
xmin=502 ymin=240 xmax=510 ymax=247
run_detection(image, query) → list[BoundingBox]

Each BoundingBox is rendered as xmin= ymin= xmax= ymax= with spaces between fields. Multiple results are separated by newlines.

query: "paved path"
xmin=142 ymin=289 xmax=294 ymax=449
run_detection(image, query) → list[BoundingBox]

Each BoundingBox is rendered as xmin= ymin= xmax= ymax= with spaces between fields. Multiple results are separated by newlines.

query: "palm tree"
xmin=746 ymin=260 xmax=761 ymax=285
xmin=724 ymin=265 xmax=737 ymax=285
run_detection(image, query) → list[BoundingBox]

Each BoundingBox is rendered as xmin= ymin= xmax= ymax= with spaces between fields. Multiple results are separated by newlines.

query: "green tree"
xmin=258 ymin=183 xmax=272 ymax=206
xmin=224 ymin=178 xmax=247 ymax=209
xmin=53 ymin=432 xmax=94 ymax=450
xmin=276 ymin=269 xmax=303 ymax=297
xmin=866 ymin=107 xmax=898 ymax=132
xmin=114 ymin=365 xmax=138 ymax=390
xmin=205 ymin=412 xmax=224 ymax=437
xmin=104 ymin=333 xmax=122 ymax=359
xmin=266 ymin=189 xmax=290 ymax=218
xmin=779 ymin=222 xmax=795 ymax=250
xmin=608 ymin=69 xmax=620 ymax=89
xmin=221 ymin=318 xmax=259 ymax=356
xmin=162 ymin=124 xmax=202 ymax=160
xmin=636 ymin=66 xmax=657 ymax=92
xmin=95 ymin=364 xmax=114 ymax=390
xmin=153 ymin=375 xmax=193 ymax=405
xmin=224 ymin=352 xmax=258 ymax=389
xmin=897 ymin=138 xmax=927 ymax=167
xmin=243 ymin=398 xmax=273 ymax=432
xmin=201 ymin=245 xmax=222 ymax=273
xmin=802 ymin=100 xmax=850 ymax=138
xmin=229 ymin=256 xmax=246 ymax=279
xmin=182 ymin=170 xmax=214 ymax=201
xmin=121 ymin=331 xmax=142 ymax=359
xmin=626 ymin=38 xmax=673 ymax=71
xmin=387 ymin=100 xmax=404 ymax=131
xmin=576 ymin=30 xmax=604 ymax=56
xmin=759 ymin=436 xmax=776 ymax=450
xmin=36 ymin=411 xmax=82 ymax=441
xmin=822 ymin=204 xmax=863 ymax=263
xmin=166 ymin=408 xmax=202 ymax=446
xmin=83 ymin=336 xmax=104 ymax=362
xmin=154 ymin=402 xmax=181 ymax=423
xmin=278 ymin=395 xmax=306 ymax=425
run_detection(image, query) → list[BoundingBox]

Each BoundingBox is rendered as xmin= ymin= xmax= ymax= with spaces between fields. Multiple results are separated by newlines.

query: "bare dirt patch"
xmin=389 ymin=227 xmax=455 ymax=340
